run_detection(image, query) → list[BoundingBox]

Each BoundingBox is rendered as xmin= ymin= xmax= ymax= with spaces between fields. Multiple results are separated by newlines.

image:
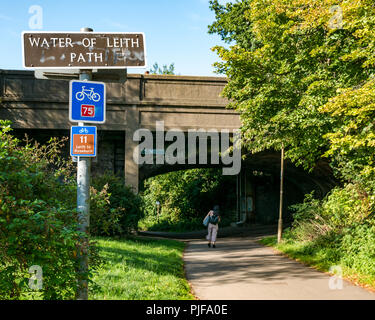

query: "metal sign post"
xmin=75 ymin=27 xmax=93 ymax=301
xmin=23 ymin=25 xmax=146 ymax=300
xmin=76 ymin=70 xmax=92 ymax=300
xmin=277 ymin=146 xmax=285 ymax=244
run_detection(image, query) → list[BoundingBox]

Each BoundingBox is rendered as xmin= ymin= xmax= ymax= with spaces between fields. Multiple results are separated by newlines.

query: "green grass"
xmin=138 ymin=212 xmax=236 ymax=233
xmin=259 ymin=235 xmax=375 ymax=292
xmin=259 ymin=236 xmax=339 ymax=271
xmin=138 ymin=215 xmax=205 ymax=232
xmin=89 ymin=236 xmax=195 ymax=300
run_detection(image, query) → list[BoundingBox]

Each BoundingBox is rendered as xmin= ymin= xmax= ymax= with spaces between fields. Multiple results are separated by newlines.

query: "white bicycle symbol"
xmin=75 ymin=86 xmax=101 ymax=102
xmin=79 ymin=128 xmax=89 ymax=134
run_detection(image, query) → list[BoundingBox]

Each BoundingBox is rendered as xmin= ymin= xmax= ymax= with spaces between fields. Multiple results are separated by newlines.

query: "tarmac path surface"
xmin=183 ymin=234 xmax=375 ymax=300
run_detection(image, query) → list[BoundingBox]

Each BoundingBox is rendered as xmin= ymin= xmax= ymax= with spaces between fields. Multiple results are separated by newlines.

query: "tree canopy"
xmin=150 ymin=62 xmax=175 ymax=75
xmin=208 ymin=0 xmax=375 ymax=190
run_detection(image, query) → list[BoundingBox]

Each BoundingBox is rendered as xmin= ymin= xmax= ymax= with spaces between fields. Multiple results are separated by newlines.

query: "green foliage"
xmin=210 ymin=2 xmax=375 ymax=287
xmin=208 ymin=0 xmax=375 ymax=174
xmin=322 ymin=184 xmax=372 ymax=230
xmin=320 ymin=80 xmax=375 ymax=193
xmin=273 ymin=182 xmax=375 ymax=289
xmin=0 ymin=120 xmax=101 ymax=299
xmin=150 ymin=62 xmax=175 ymax=75
xmin=262 ymin=221 xmax=375 ymax=289
xmin=89 ymin=183 xmax=123 ymax=237
xmin=340 ymin=223 xmax=375 ymax=278
xmin=90 ymin=237 xmax=194 ymax=300
xmin=208 ymin=0 xmax=258 ymax=49
xmin=139 ymin=168 xmax=236 ymax=232
xmin=290 ymin=183 xmax=373 ymax=240
xmin=90 ymin=172 xmax=144 ymax=236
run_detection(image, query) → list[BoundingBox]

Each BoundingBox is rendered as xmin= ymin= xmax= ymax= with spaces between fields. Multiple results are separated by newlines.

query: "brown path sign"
xmin=22 ymin=31 xmax=146 ymax=69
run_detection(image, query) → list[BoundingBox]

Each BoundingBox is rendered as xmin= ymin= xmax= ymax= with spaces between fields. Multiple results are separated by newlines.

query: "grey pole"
xmin=277 ymin=146 xmax=285 ymax=243
xmin=76 ymin=27 xmax=93 ymax=300
xmin=236 ymin=174 xmax=239 ymax=222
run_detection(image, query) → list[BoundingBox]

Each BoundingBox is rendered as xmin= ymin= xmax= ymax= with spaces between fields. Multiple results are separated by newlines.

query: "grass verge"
xmin=89 ymin=236 xmax=195 ymax=300
xmin=259 ymin=235 xmax=375 ymax=293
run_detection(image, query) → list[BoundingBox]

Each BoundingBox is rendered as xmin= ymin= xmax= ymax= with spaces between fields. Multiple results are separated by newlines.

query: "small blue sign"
xmin=70 ymin=126 xmax=97 ymax=157
xmin=69 ymin=80 xmax=106 ymax=123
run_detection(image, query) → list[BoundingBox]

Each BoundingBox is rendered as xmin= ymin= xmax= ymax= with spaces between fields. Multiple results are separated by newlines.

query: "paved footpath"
xmin=183 ymin=235 xmax=375 ymax=300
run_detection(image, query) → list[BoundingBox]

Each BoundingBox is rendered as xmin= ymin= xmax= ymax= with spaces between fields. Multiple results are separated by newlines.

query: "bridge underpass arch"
xmin=138 ymin=148 xmax=337 ymax=226
xmin=0 ymin=70 xmax=338 ymax=226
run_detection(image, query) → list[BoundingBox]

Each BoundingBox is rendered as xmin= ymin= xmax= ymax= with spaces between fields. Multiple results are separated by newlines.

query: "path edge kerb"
xmin=182 ymin=242 xmax=200 ymax=300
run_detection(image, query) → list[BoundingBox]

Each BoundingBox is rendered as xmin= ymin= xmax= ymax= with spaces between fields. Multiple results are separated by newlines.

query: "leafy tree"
xmin=208 ymin=1 xmax=375 ymax=259
xmin=139 ymin=168 xmax=236 ymax=231
xmin=150 ymin=62 xmax=175 ymax=75
xmin=208 ymin=0 xmax=375 ymax=173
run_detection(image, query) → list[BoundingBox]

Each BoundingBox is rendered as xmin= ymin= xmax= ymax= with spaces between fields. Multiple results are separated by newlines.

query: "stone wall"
xmin=11 ymin=128 xmax=125 ymax=177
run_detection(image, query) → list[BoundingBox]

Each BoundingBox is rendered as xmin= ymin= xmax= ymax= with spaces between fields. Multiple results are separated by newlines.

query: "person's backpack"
xmin=209 ymin=214 xmax=219 ymax=225
xmin=203 ymin=216 xmax=209 ymax=227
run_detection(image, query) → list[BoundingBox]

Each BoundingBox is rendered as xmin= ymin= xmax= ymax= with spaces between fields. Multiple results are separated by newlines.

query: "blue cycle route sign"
xmin=69 ymin=80 xmax=106 ymax=123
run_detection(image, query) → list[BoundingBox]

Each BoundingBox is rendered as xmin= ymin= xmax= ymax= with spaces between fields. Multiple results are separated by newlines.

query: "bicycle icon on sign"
xmin=79 ymin=128 xmax=89 ymax=134
xmin=75 ymin=86 xmax=101 ymax=102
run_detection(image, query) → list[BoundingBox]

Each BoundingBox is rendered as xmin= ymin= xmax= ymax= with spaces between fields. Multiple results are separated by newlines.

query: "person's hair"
xmin=213 ymin=205 xmax=220 ymax=215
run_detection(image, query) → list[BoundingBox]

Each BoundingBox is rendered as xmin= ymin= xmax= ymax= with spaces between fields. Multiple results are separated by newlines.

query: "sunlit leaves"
xmin=209 ymin=0 xmax=375 ymax=178
xmin=0 ymin=124 xmax=101 ymax=299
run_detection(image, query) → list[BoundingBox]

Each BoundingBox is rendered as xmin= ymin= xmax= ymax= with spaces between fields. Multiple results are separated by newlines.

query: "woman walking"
xmin=205 ymin=205 xmax=221 ymax=248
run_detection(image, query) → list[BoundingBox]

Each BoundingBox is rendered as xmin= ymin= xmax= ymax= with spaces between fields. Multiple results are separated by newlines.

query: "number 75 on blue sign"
xmin=69 ymin=80 xmax=106 ymax=123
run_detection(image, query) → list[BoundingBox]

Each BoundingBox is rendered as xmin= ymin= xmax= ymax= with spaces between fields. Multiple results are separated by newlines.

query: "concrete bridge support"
xmin=125 ymin=106 xmax=140 ymax=193
xmin=0 ymin=70 xmax=337 ymax=224
xmin=0 ymin=70 xmax=239 ymax=193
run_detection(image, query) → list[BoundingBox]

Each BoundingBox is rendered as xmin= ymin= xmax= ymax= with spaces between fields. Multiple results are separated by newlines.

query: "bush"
xmin=340 ymin=223 xmax=375 ymax=276
xmin=0 ymin=120 xmax=101 ymax=299
xmin=282 ymin=181 xmax=375 ymax=288
xmin=89 ymin=183 xmax=123 ymax=236
xmin=90 ymin=172 xmax=144 ymax=236
xmin=289 ymin=192 xmax=332 ymax=241
xmin=139 ymin=215 xmax=204 ymax=232
xmin=139 ymin=168 xmax=236 ymax=232
xmin=289 ymin=182 xmax=374 ymax=242
xmin=322 ymin=184 xmax=373 ymax=230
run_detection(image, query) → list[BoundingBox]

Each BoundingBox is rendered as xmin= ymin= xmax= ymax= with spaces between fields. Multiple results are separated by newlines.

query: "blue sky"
xmin=0 ymin=0 xmax=230 ymax=76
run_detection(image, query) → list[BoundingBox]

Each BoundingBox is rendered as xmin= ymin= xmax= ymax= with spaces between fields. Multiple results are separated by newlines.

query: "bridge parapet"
xmin=0 ymin=70 xmax=229 ymax=107
xmin=0 ymin=70 xmax=238 ymax=192
xmin=0 ymin=70 xmax=336 ymax=200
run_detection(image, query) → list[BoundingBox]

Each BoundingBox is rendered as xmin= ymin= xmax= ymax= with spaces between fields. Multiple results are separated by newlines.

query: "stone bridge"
xmin=0 ymin=69 xmax=336 ymax=224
